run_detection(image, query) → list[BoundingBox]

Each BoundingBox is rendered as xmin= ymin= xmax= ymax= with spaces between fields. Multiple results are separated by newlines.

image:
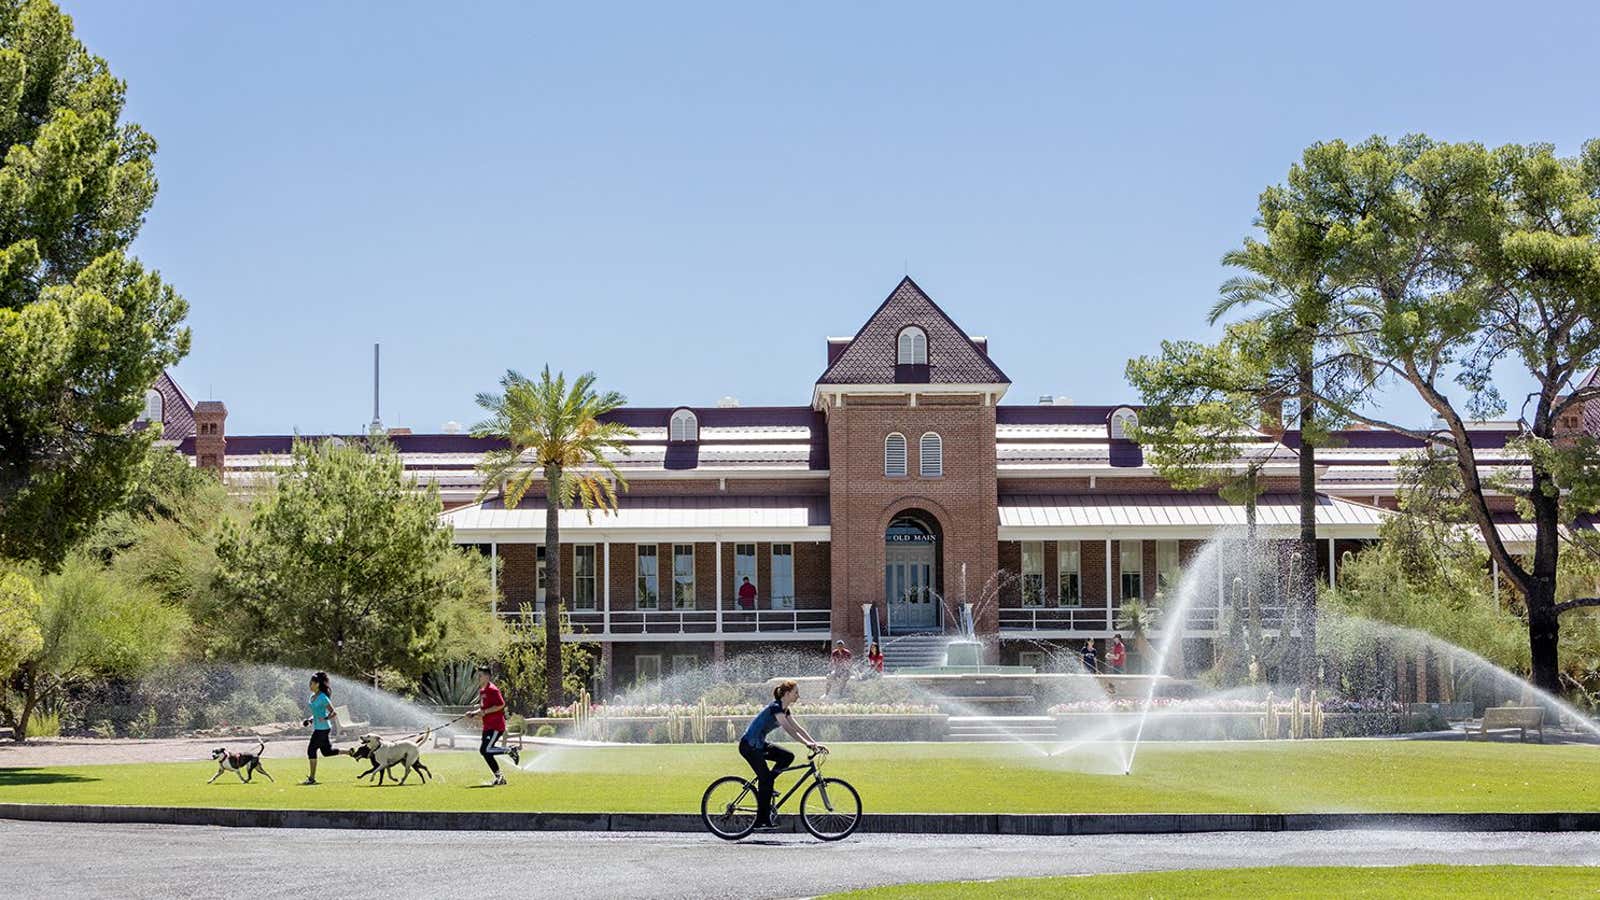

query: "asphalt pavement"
xmin=3 ymin=821 xmax=1599 ymax=899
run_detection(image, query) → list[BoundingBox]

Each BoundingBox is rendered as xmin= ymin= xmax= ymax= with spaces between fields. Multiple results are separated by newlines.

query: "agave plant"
xmin=416 ymin=661 xmax=479 ymax=708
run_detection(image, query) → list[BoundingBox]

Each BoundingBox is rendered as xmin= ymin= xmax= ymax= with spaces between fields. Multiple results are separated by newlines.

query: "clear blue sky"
xmin=65 ymin=0 xmax=1599 ymax=434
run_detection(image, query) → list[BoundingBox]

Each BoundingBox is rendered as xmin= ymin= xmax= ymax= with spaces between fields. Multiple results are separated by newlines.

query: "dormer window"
xmin=669 ymin=409 xmax=699 ymax=442
xmin=139 ymin=389 xmax=163 ymax=423
xmin=1109 ymin=407 xmax=1139 ymax=441
xmin=897 ymin=326 xmax=927 ymax=365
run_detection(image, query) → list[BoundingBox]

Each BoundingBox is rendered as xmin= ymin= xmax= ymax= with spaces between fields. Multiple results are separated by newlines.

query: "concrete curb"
xmin=3 ymin=803 xmax=1599 ymax=834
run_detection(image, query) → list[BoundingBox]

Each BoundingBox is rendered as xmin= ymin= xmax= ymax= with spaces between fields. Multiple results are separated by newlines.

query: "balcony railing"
xmin=999 ymin=604 xmax=1292 ymax=634
xmin=496 ymin=607 xmax=830 ymax=636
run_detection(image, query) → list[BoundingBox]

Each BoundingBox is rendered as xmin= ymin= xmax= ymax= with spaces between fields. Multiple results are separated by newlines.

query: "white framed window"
xmin=672 ymin=654 xmax=698 ymax=674
xmin=673 ymin=544 xmax=695 ymax=609
xmin=1119 ymin=540 xmax=1143 ymax=600
xmin=669 ymin=409 xmax=698 ymax=442
xmin=635 ymin=654 xmax=661 ymax=685
xmin=1021 ymin=541 xmax=1044 ymax=607
xmin=919 ymin=432 xmax=943 ymax=477
xmin=1110 ymin=407 xmax=1139 ymax=440
xmin=1058 ymin=540 xmax=1081 ymax=606
xmin=573 ymin=545 xmax=597 ymax=609
xmin=884 ymin=433 xmax=907 ymax=476
xmin=536 ymin=545 xmax=547 ymax=603
xmin=140 ymin=389 xmax=163 ymax=423
xmin=636 ymin=545 xmax=659 ymax=609
xmin=771 ymin=543 xmax=795 ymax=610
xmin=897 ymin=326 xmax=928 ymax=365
xmin=1156 ymin=540 xmax=1180 ymax=597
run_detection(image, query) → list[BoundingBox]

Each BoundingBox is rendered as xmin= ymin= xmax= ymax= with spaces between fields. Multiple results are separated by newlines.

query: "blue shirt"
xmin=742 ymin=700 xmax=786 ymax=748
xmin=309 ymin=692 xmax=333 ymax=731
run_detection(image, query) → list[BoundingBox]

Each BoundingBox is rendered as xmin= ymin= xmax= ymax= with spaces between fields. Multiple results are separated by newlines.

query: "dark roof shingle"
xmin=817 ymin=277 xmax=1009 ymax=385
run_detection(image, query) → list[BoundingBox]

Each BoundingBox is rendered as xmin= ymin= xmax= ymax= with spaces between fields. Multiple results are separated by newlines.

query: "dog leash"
xmin=370 ymin=711 xmax=474 ymax=744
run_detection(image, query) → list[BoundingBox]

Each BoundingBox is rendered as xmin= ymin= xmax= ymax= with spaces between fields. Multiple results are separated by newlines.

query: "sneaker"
xmin=508 ymin=747 xmax=521 ymax=766
xmin=493 ymin=774 xmax=508 ymax=786
xmin=754 ymin=815 xmax=781 ymax=830
xmin=299 ymin=778 xmax=317 ymax=786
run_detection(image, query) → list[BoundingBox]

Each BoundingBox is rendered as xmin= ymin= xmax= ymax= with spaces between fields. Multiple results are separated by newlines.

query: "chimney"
xmin=1259 ymin=399 xmax=1284 ymax=437
xmin=442 ymin=420 xmax=462 ymax=434
xmin=194 ymin=400 xmax=227 ymax=479
xmin=716 ymin=396 xmax=740 ymax=408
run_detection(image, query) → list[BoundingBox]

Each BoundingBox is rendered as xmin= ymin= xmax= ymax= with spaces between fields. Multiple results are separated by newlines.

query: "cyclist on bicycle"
xmin=740 ymin=679 xmax=826 ymax=829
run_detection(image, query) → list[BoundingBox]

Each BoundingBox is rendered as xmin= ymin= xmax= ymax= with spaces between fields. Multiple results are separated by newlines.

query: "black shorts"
xmin=307 ymin=729 xmax=335 ymax=758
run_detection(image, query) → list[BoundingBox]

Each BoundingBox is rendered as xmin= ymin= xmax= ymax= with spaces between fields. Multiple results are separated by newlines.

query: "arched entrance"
xmin=885 ymin=512 xmax=940 ymax=633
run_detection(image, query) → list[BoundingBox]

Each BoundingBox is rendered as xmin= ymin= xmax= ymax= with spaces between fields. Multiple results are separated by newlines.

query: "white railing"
xmin=496 ymin=607 xmax=830 ymax=635
xmin=999 ymin=607 xmax=1111 ymax=632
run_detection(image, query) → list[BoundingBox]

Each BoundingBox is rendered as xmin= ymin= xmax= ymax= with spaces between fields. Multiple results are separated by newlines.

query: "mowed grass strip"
xmin=2 ymin=740 xmax=1598 ymax=814
xmin=821 ymin=865 xmax=1600 ymax=899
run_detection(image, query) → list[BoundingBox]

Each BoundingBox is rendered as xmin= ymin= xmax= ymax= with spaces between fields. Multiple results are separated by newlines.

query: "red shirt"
xmin=738 ymin=582 xmax=757 ymax=608
xmin=479 ymin=682 xmax=507 ymax=732
xmin=831 ymin=647 xmax=852 ymax=671
xmin=868 ymin=651 xmax=884 ymax=673
xmin=1108 ymin=643 xmax=1127 ymax=666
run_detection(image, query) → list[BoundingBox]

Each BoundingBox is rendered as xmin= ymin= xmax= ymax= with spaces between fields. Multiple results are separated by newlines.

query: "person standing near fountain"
xmin=466 ymin=664 xmax=520 ymax=786
xmin=739 ymin=680 xmax=826 ymax=829
xmin=826 ymin=640 xmax=853 ymax=698
xmin=1081 ymin=640 xmax=1098 ymax=674
xmin=1107 ymin=635 xmax=1127 ymax=675
xmin=867 ymin=641 xmax=884 ymax=676
xmin=300 ymin=671 xmax=342 ymax=786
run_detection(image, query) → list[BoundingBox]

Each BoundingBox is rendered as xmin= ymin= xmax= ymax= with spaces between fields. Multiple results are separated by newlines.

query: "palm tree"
xmin=473 ymin=367 xmax=633 ymax=710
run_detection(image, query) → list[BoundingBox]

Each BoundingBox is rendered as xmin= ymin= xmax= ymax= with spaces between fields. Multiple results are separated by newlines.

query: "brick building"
xmin=155 ymin=278 xmax=1597 ymax=688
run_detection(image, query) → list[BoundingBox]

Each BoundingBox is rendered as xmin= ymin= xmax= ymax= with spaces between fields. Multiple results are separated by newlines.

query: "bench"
xmin=333 ymin=705 xmax=369 ymax=734
xmin=429 ymin=706 xmax=524 ymax=750
xmin=1470 ymin=706 xmax=1544 ymax=743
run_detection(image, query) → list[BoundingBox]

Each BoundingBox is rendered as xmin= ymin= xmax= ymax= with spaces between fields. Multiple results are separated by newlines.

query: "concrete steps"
xmin=945 ymin=715 xmax=1058 ymax=743
xmin=880 ymin=634 xmax=947 ymax=671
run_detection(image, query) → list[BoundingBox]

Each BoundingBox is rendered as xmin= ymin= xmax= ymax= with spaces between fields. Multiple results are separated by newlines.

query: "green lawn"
xmin=821 ymin=866 xmax=1600 ymax=898
xmin=2 ymin=740 xmax=1598 ymax=813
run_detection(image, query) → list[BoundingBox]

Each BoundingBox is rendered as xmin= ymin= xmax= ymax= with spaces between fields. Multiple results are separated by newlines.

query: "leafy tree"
xmin=0 ymin=570 xmax=42 ymax=684
xmin=215 ymin=439 xmax=500 ymax=681
xmin=473 ymin=367 xmax=632 ymax=710
xmin=2 ymin=553 xmax=187 ymax=740
xmin=1126 ymin=326 xmax=1284 ymax=669
xmin=496 ymin=605 xmax=599 ymax=713
xmin=0 ymin=0 xmax=190 ymax=566
xmin=1239 ymin=135 xmax=1600 ymax=693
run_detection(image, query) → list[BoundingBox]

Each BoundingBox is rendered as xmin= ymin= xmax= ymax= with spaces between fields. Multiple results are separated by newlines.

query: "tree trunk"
xmin=1526 ymin=470 xmax=1562 ymax=694
xmin=1296 ymin=364 xmax=1319 ymax=687
xmin=543 ymin=467 xmax=565 ymax=712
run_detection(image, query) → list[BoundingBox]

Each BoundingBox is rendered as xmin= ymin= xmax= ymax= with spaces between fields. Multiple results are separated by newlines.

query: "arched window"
xmin=140 ymin=389 xmax=163 ymax=423
xmin=919 ymin=432 xmax=943 ymax=477
xmin=884 ymin=432 xmax=907 ymax=476
xmin=669 ymin=409 xmax=698 ymax=442
xmin=1109 ymin=407 xmax=1139 ymax=441
xmin=897 ymin=326 xmax=927 ymax=365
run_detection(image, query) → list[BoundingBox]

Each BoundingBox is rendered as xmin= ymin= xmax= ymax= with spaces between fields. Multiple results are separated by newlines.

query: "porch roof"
xmin=996 ymin=492 xmax=1388 ymax=537
xmin=443 ymin=494 xmax=831 ymax=539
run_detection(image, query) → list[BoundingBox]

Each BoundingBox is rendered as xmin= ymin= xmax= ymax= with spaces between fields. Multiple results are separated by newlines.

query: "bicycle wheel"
xmin=800 ymin=777 xmax=861 ymax=841
xmin=701 ymin=776 xmax=759 ymax=840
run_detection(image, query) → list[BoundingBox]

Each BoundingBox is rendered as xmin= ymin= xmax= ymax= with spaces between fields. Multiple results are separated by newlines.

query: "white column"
xmin=1327 ymin=537 xmax=1336 ymax=585
xmin=489 ymin=542 xmax=498 ymax=613
xmin=715 ymin=538 xmax=724 ymax=635
xmin=1105 ymin=537 xmax=1114 ymax=609
xmin=602 ymin=541 xmax=611 ymax=634
xmin=861 ymin=603 xmax=875 ymax=652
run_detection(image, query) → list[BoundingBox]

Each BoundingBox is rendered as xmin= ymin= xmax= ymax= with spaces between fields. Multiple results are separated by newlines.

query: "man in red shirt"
xmin=467 ymin=664 xmax=519 ymax=786
xmin=737 ymin=577 xmax=758 ymax=611
xmin=826 ymin=640 xmax=853 ymax=698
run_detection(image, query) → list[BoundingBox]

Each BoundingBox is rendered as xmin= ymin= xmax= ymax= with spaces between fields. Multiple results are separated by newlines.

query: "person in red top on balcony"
xmin=737 ymin=577 xmax=758 ymax=611
xmin=467 ymin=664 xmax=519 ymax=786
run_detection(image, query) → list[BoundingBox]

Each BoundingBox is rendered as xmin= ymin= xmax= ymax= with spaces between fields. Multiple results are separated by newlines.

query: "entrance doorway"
xmin=885 ymin=514 xmax=939 ymax=633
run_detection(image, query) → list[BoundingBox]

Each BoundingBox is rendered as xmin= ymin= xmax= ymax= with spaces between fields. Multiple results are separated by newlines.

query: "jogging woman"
xmin=301 ymin=671 xmax=341 ymax=785
xmin=466 ymin=665 xmax=520 ymax=786
xmin=739 ymin=680 xmax=826 ymax=829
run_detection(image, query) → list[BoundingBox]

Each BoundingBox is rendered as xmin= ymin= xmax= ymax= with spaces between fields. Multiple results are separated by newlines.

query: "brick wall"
xmin=825 ymin=396 xmax=1000 ymax=642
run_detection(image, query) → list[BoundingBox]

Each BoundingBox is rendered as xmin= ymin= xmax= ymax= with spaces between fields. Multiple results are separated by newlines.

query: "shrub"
xmin=28 ymin=709 xmax=62 ymax=738
xmin=534 ymin=724 xmax=556 ymax=738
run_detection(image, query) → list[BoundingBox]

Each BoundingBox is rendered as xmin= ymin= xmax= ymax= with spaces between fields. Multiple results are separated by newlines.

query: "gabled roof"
xmin=817 ymin=277 xmax=1010 ymax=386
xmin=153 ymin=370 xmax=196 ymax=441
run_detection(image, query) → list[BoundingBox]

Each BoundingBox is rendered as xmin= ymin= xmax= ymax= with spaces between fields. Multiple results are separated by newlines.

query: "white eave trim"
xmin=997 ymin=524 xmax=1382 ymax=540
xmin=813 ymin=382 xmax=1011 ymax=409
xmin=451 ymin=526 xmax=832 ymax=544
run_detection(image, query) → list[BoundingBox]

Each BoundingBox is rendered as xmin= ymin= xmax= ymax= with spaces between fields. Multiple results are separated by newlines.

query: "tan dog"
xmin=354 ymin=730 xmax=433 ymax=785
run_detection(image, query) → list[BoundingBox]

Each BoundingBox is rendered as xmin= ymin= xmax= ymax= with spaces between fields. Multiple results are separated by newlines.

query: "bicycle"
xmin=700 ymin=748 xmax=862 ymax=841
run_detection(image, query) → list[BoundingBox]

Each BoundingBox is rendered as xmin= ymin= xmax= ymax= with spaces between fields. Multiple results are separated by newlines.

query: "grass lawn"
xmin=821 ymin=865 xmax=1600 ymax=898
xmin=2 ymin=740 xmax=1598 ymax=813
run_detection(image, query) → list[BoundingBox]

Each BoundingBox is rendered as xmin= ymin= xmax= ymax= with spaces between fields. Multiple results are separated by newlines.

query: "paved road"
xmin=3 ymin=822 xmax=1598 ymax=899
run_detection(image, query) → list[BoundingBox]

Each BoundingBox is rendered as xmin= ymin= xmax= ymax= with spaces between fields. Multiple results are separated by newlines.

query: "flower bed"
xmin=547 ymin=701 xmax=939 ymax=718
xmin=1048 ymin=697 xmax=1442 ymax=740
